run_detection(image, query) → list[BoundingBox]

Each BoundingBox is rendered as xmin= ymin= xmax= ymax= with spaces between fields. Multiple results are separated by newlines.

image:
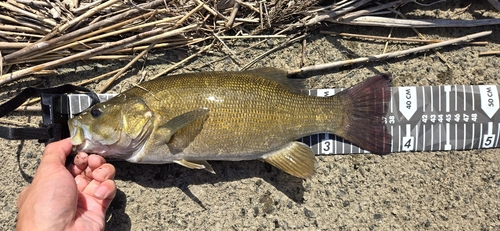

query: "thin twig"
xmin=236 ymin=0 xmax=259 ymax=13
xmin=99 ymin=42 xmax=157 ymax=93
xmin=213 ymin=33 xmax=242 ymax=66
xmin=77 ymin=69 xmax=121 ymax=86
xmin=301 ymin=38 xmax=306 ymax=67
xmin=226 ymin=1 xmax=240 ymax=28
xmin=217 ymin=35 xmax=286 ymax=39
xmin=191 ymin=0 xmax=218 ymax=16
xmin=333 ymin=16 xmax=500 ymax=27
xmin=241 ymin=34 xmax=307 ymax=71
xmin=288 ymin=31 xmax=492 ymax=75
xmin=321 ymin=31 xmax=488 ymax=45
xmin=479 ymin=50 xmax=500 ymax=56
xmin=151 ymin=43 xmax=214 ymax=79
xmin=173 ymin=2 xmax=203 ymax=29
xmin=383 ymin=7 xmax=449 ymax=64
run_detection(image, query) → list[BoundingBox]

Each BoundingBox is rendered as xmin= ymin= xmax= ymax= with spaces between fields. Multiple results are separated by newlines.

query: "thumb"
xmin=40 ymin=138 xmax=73 ymax=166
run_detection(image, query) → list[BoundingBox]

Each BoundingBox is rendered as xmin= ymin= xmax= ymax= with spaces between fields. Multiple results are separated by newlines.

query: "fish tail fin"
xmin=334 ymin=74 xmax=392 ymax=154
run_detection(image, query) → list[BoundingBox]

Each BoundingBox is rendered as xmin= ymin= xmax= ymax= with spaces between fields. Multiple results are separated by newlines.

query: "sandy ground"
xmin=1 ymin=1 xmax=500 ymax=230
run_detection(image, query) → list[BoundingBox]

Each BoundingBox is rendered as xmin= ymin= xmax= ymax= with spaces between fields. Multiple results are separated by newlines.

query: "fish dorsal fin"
xmin=262 ymin=141 xmax=316 ymax=178
xmin=161 ymin=108 xmax=209 ymax=136
xmin=174 ymin=159 xmax=215 ymax=174
xmin=245 ymin=67 xmax=305 ymax=94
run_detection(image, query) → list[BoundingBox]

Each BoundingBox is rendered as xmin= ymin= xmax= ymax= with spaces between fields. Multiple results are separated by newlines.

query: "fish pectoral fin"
xmin=161 ymin=108 xmax=209 ymax=135
xmin=174 ymin=159 xmax=215 ymax=174
xmin=262 ymin=142 xmax=316 ymax=179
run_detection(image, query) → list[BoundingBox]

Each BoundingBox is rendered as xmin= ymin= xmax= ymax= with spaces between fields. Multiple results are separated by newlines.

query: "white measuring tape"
xmin=67 ymin=85 xmax=500 ymax=155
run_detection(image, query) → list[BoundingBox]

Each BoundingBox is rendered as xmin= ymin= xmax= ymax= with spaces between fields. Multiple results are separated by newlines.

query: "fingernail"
xmin=94 ymin=185 xmax=108 ymax=200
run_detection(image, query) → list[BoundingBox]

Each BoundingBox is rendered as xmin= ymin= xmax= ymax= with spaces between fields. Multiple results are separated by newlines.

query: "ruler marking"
xmin=463 ymin=85 xmax=466 ymax=111
xmin=431 ymin=124 xmax=434 ymax=151
xmin=444 ymin=123 xmax=451 ymax=150
xmin=439 ymin=86 xmax=442 ymax=112
xmin=390 ymin=88 xmax=394 ymax=113
xmin=496 ymin=123 xmax=500 ymax=147
xmin=422 ymin=86 xmax=425 ymax=112
xmin=415 ymin=124 xmax=419 ymax=151
xmin=391 ymin=126 xmax=394 ymax=152
xmin=68 ymin=95 xmax=74 ymax=117
xmin=335 ymin=135 xmax=338 ymax=154
xmin=471 ymin=124 xmax=475 ymax=149
xmin=463 ymin=124 xmax=466 ymax=150
xmin=309 ymin=135 xmax=313 ymax=153
xmin=422 ymin=86 xmax=426 ymax=112
xmin=439 ymin=125 xmax=442 ymax=150
xmin=431 ymin=87 xmax=434 ymax=112
xmin=455 ymin=85 xmax=458 ymax=111
xmin=455 ymin=123 xmax=458 ymax=150
xmin=478 ymin=123 xmax=483 ymax=149
xmin=399 ymin=125 xmax=402 ymax=152
xmin=445 ymin=85 xmax=450 ymax=112
xmin=316 ymin=134 xmax=320 ymax=154
xmin=342 ymin=138 xmax=345 ymax=154
xmin=77 ymin=95 xmax=82 ymax=113
xmin=422 ymin=124 xmax=426 ymax=151
xmin=471 ymin=86 xmax=475 ymax=111
xmin=324 ymin=133 xmax=329 ymax=154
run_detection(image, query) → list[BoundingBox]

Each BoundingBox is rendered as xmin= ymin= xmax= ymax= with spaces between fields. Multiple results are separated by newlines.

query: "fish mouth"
xmin=68 ymin=118 xmax=85 ymax=146
xmin=68 ymin=118 xmax=107 ymax=154
xmin=68 ymin=119 xmax=92 ymax=152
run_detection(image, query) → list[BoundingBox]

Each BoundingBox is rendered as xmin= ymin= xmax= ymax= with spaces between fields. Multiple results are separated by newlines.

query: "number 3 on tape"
xmin=321 ymin=139 xmax=334 ymax=154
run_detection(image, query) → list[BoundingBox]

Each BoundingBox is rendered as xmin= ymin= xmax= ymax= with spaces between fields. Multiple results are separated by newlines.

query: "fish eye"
xmin=90 ymin=107 xmax=103 ymax=118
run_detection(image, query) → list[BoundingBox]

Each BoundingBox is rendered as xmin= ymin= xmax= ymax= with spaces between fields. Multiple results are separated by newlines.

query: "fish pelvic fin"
xmin=174 ymin=159 xmax=215 ymax=174
xmin=334 ymin=74 xmax=392 ymax=154
xmin=262 ymin=142 xmax=316 ymax=178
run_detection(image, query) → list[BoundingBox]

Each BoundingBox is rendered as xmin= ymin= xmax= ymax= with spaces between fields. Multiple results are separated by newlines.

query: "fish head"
xmin=68 ymin=95 xmax=154 ymax=158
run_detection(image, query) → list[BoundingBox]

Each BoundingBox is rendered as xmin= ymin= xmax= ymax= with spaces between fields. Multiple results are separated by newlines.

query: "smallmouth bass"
xmin=68 ymin=68 xmax=392 ymax=178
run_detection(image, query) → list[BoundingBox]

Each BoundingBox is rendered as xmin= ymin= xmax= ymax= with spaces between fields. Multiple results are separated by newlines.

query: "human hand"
xmin=17 ymin=138 xmax=116 ymax=231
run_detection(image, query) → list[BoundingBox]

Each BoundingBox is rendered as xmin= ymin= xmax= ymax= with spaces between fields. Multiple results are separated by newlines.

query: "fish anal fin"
xmin=262 ymin=142 xmax=316 ymax=179
xmin=334 ymin=74 xmax=392 ymax=154
xmin=174 ymin=159 xmax=215 ymax=174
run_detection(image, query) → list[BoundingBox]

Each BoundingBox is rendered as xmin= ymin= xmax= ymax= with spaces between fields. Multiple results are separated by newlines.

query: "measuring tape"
xmin=66 ymin=85 xmax=500 ymax=155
